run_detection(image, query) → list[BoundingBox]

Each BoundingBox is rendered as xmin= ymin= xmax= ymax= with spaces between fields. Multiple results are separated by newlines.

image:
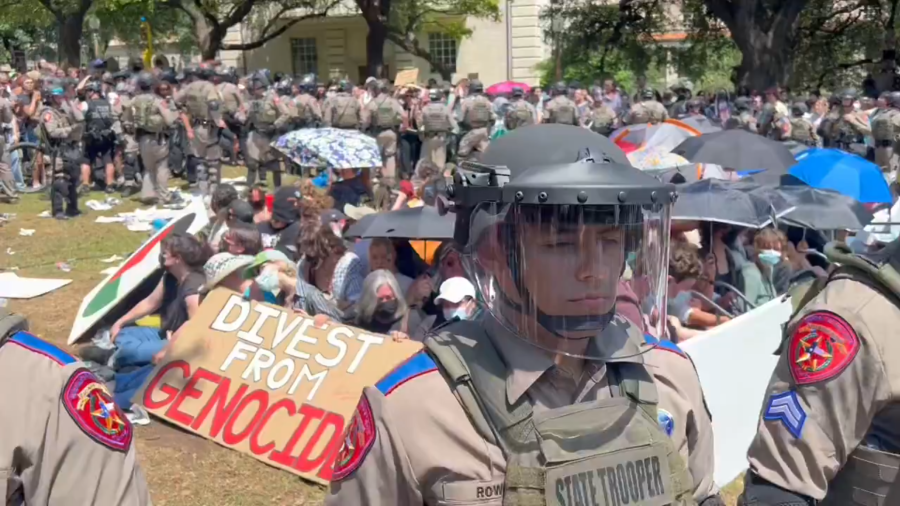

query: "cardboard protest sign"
xmin=136 ymin=289 xmax=423 ymax=484
xmin=394 ymin=68 xmax=419 ymax=88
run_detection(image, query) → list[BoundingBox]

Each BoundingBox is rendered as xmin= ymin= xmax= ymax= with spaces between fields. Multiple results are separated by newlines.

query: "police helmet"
xmin=469 ymin=79 xmax=484 ymax=94
xmin=840 ymin=88 xmax=859 ymax=102
xmin=889 ymin=92 xmax=900 ymax=109
xmin=686 ymin=98 xmax=702 ymax=111
xmin=136 ymin=72 xmax=155 ymax=91
xmin=552 ymin=81 xmax=567 ymax=95
xmin=511 ymin=86 xmax=525 ymax=98
xmin=338 ymin=79 xmax=352 ymax=93
xmin=640 ymin=88 xmax=655 ymax=100
xmin=160 ymin=68 xmax=178 ymax=85
xmin=85 ymin=80 xmax=103 ymax=95
xmin=446 ymin=124 xmax=674 ymax=357
xmin=375 ymin=79 xmax=390 ymax=94
xmin=275 ymin=78 xmax=293 ymax=96
xmin=791 ymin=102 xmax=808 ymax=116
xmin=429 ymin=88 xmax=443 ymax=101
xmin=733 ymin=96 xmax=752 ymax=111
xmin=112 ymin=70 xmax=131 ymax=82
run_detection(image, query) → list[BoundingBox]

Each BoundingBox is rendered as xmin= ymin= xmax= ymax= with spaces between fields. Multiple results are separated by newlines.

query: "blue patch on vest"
xmin=657 ymin=408 xmax=675 ymax=437
xmin=764 ymin=390 xmax=807 ymax=439
xmin=644 ymin=334 xmax=686 ymax=357
xmin=8 ymin=331 xmax=76 ymax=365
xmin=376 ymin=351 xmax=438 ymax=396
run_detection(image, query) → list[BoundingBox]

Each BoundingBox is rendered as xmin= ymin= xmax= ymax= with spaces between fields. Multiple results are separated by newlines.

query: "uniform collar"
xmin=485 ymin=314 xmax=647 ymax=405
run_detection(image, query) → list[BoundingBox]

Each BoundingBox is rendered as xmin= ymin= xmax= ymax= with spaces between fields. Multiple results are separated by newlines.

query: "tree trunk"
xmin=366 ymin=22 xmax=387 ymax=78
xmin=734 ymin=38 xmax=793 ymax=91
xmin=198 ymin=24 xmax=224 ymax=61
xmin=58 ymin=15 xmax=85 ymax=68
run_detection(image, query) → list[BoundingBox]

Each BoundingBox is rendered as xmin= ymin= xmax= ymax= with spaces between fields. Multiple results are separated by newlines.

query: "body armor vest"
xmin=789 ymin=118 xmax=813 ymax=144
xmin=217 ymin=83 xmax=240 ymax=115
xmin=184 ymin=82 xmax=212 ymax=119
xmin=250 ymin=95 xmax=280 ymax=133
xmin=331 ymin=95 xmax=361 ymax=129
xmin=372 ymin=96 xmax=400 ymax=129
xmin=505 ymin=101 xmax=534 ymax=130
xmin=464 ymin=96 xmax=492 ymax=129
xmin=873 ymin=111 xmax=896 ymax=142
xmin=85 ymin=99 xmax=113 ymax=140
xmin=548 ymin=97 xmax=578 ymax=125
xmin=422 ymin=104 xmax=452 ymax=133
xmin=590 ymin=108 xmax=616 ymax=135
xmin=424 ymin=319 xmax=694 ymax=506
xmin=132 ymin=95 xmax=166 ymax=134
xmin=296 ymin=95 xmax=315 ymax=125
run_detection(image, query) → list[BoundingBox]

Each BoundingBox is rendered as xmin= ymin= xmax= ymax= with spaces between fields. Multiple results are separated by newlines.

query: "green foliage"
xmin=671 ymin=36 xmax=740 ymax=92
xmin=390 ymin=0 xmax=500 ymax=40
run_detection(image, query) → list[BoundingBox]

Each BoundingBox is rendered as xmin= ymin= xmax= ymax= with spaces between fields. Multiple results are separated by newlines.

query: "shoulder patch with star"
xmin=331 ymin=394 xmax=376 ymax=481
xmin=62 ymin=368 xmax=133 ymax=452
xmin=788 ymin=311 xmax=860 ymax=385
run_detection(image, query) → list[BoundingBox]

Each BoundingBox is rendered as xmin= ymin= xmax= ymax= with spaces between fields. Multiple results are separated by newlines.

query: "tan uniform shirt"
xmin=0 ymin=97 xmax=13 ymax=174
xmin=327 ymin=316 xmax=716 ymax=505
xmin=459 ymin=95 xmax=496 ymax=128
xmin=0 ymin=332 xmax=151 ymax=505
xmin=322 ymin=93 xmax=361 ymax=128
xmin=40 ymin=106 xmax=75 ymax=142
xmin=216 ymin=82 xmax=243 ymax=120
xmin=361 ymin=94 xmax=405 ymax=131
xmin=294 ymin=93 xmax=322 ymax=125
xmin=747 ymin=272 xmax=900 ymax=500
xmin=174 ymin=80 xmax=222 ymax=124
xmin=415 ymin=103 xmax=458 ymax=133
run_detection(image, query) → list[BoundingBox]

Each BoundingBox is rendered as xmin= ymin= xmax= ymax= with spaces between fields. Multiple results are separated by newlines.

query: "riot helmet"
xmin=511 ymin=86 xmax=524 ymax=99
xmin=275 ymin=78 xmax=293 ymax=96
xmin=469 ymin=79 xmax=484 ymax=94
xmin=160 ymin=68 xmax=178 ymax=85
xmin=338 ymin=79 xmax=352 ymax=93
xmin=840 ymin=88 xmax=858 ymax=107
xmin=686 ymin=98 xmax=702 ymax=112
xmin=429 ymin=88 xmax=443 ymax=101
xmin=791 ymin=102 xmax=808 ymax=116
xmin=136 ymin=72 xmax=155 ymax=92
xmin=552 ymin=81 xmax=567 ymax=96
xmin=85 ymin=80 xmax=103 ymax=96
xmin=890 ymin=91 xmax=900 ymax=109
xmin=640 ymin=88 xmax=655 ymax=100
xmin=447 ymin=124 xmax=675 ymax=359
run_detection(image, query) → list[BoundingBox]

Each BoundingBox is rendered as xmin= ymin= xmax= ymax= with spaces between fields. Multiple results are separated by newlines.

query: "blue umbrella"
xmin=272 ymin=128 xmax=382 ymax=170
xmin=788 ymin=148 xmax=892 ymax=204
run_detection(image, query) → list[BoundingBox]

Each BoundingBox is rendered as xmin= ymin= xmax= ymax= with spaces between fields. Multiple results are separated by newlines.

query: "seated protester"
xmin=434 ymin=277 xmax=479 ymax=322
xmin=201 ymin=252 xmax=259 ymax=300
xmin=248 ymin=185 xmax=271 ymax=224
xmin=410 ymin=241 xmax=468 ymax=326
xmin=258 ymin=186 xmax=302 ymax=258
xmin=320 ymin=208 xmax=350 ymax=243
xmin=329 ymin=167 xmax=374 ymax=212
xmin=665 ymin=241 xmax=721 ymax=342
xmin=740 ymin=227 xmax=780 ymax=307
xmin=207 ymin=184 xmax=239 ymax=248
xmin=243 ymin=249 xmax=297 ymax=306
xmin=220 ymin=221 xmax=263 ymax=256
xmin=700 ymin=221 xmax=748 ymax=300
xmin=344 ymin=203 xmax=378 ymax=272
xmin=85 ymin=233 xmax=209 ymax=370
xmin=294 ymin=220 xmax=366 ymax=319
xmin=368 ymin=237 xmax=415 ymax=295
xmin=343 ymin=269 xmax=432 ymax=341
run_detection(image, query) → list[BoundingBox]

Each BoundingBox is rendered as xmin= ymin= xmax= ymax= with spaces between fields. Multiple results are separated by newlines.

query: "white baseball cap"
xmin=435 ymin=277 xmax=476 ymax=304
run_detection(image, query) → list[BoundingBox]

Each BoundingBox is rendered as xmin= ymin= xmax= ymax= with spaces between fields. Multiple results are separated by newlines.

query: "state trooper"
xmin=175 ymin=66 xmax=224 ymax=195
xmin=0 ymin=309 xmax=152 ymax=504
xmin=417 ymin=88 xmax=457 ymax=170
xmin=362 ymin=79 xmax=406 ymax=187
xmin=543 ymin=81 xmax=579 ymax=125
xmin=294 ymin=73 xmax=323 ymax=128
xmin=327 ymin=124 xmax=723 ymax=506
xmin=588 ymin=100 xmax=618 ymax=136
xmin=626 ymin=89 xmax=669 ymax=125
xmin=0 ymin=93 xmax=16 ymax=201
xmin=113 ymin=79 xmax=142 ymax=197
xmin=457 ymin=79 xmax=495 ymax=160
xmin=215 ymin=67 xmax=245 ymax=165
xmin=504 ymin=86 xmax=537 ymax=131
xmin=872 ymin=93 xmax=899 ymax=175
xmin=245 ymin=73 xmax=290 ymax=188
xmin=739 ymin=239 xmax=900 ymax=506
xmin=724 ymin=97 xmax=757 ymax=133
xmin=131 ymin=72 xmax=181 ymax=204
xmin=39 ymin=81 xmax=83 ymax=220
xmin=83 ymin=80 xmax=119 ymax=193
xmin=788 ymin=102 xmax=817 ymax=147
xmin=324 ymin=79 xmax=361 ymax=130
xmin=274 ymin=77 xmax=300 ymax=131
xmin=829 ymin=88 xmax=870 ymax=152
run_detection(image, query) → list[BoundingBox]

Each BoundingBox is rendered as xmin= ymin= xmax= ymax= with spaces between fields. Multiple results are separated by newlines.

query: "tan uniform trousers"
xmin=139 ymin=133 xmax=171 ymax=202
xmin=458 ymin=127 xmax=490 ymax=158
xmin=188 ymin=124 xmax=222 ymax=189
xmin=375 ymin=129 xmax=398 ymax=185
xmin=421 ymin=132 xmax=448 ymax=170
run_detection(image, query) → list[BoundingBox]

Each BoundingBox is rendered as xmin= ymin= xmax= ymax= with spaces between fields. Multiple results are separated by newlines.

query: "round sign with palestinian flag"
xmin=67 ymin=202 xmax=209 ymax=345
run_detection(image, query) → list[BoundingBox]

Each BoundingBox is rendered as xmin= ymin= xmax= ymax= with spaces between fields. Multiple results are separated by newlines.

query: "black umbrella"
xmin=344 ymin=205 xmax=455 ymax=240
xmin=673 ymin=179 xmax=794 ymax=228
xmin=482 ymin=123 xmax=632 ymax=168
xmin=672 ymin=130 xmax=797 ymax=172
xmin=746 ymin=185 xmax=873 ymax=230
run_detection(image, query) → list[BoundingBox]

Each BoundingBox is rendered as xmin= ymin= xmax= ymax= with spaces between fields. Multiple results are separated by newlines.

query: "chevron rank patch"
xmin=763 ymin=390 xmax=807 ymax=439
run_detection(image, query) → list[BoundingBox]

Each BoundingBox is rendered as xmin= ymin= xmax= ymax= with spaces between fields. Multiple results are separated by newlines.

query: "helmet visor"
xmin=464 ymin=201 xmax=672 ymax=360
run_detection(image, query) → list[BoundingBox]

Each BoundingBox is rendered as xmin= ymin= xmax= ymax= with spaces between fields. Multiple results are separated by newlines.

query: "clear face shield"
xmin=463 ymin=201 xmax=671 ymax=360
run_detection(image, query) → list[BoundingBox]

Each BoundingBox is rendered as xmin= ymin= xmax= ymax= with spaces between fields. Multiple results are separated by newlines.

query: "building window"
xmin=428 ymin=33 xmax=457 ymax=73
xmin=291 ymin=38 xmax=318 ymax=75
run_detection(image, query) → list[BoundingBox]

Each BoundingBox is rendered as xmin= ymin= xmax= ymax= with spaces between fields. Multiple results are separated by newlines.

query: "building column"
xmin=509 ymin=0 xmax=548 ymax=85
xmin=326 ymin=28 xmax=347 ymax=78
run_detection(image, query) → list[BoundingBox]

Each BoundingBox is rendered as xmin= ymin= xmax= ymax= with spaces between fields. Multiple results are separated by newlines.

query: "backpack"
xmin=872 ymin=111 xmax=895 ymax=142
xmin=332 ymin=96 xmax=361 ymax=128
xmin=505 ymin=101 xmax=533 ymax=130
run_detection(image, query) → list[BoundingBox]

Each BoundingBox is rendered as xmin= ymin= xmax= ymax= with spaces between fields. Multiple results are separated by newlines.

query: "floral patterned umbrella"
xmin=272 ymin=128 xmax=382 ymax=170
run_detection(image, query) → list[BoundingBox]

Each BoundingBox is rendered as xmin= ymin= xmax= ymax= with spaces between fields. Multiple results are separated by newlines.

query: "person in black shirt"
xmin=257 ymin=186 xmax=302 ymax=259
xmin=89 ymin=234 xmax=210 ymax=370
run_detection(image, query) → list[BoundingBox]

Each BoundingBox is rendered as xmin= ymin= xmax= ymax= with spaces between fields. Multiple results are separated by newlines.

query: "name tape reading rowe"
xmin=135 ymin=288 xmax=423 ymax=484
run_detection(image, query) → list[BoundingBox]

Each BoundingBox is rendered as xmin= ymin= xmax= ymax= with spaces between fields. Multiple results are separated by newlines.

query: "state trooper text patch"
xmin=62 ymin=369 xmax=133 ymax=452
xmin=331 ymin=394 xmax=376 ymax=481
xmin=788 ymin=311 xmax=860 ymax=385
xmin=763 ymin=390 xmax=806 ymax=439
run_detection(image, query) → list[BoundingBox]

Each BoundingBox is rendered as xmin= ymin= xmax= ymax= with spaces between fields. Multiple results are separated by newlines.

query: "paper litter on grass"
xmin=18 ymin=229 xmax=35 ymax=236
xmin=100 ymin=266 xmax=119 ymax=275
xmin=0 ymin=272 xmax=72 ymax=299
xmin=100 ymin=255 xmax=124 ymax=263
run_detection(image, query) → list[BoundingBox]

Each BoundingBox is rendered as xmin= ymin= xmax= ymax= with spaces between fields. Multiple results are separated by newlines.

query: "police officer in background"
xmin=362 ymin=79 xmax=406 ymax=187
xmin=829 ymin=88 xmax=870 ymax=152
xmin=215 ymin=67 xmax=245 ymax=165
xmin=83 ymin=80 xmax=119 ymax=193
xmin=725 ymin=97 xmax=757 ymax=133
xmin=39 ymin=81 xmax=83 ymax=220
xmin=132 ymin=71 xmax=181 ymax=204
xmin=294 ymin=74 xmax=323 ymax=128
xmin=588 ymin=99 xmax=618 ymax=136
xmin=872 ymin=93 xmax=899 ymax=174
xmin=626 ymin=89 xmax=669 ymax=125
xmin=543 ymin=81 xmax=579 ymax=125
xmin=0 ymin=91 xmax=17 ymax=201
xmin=175 ymin=65 xmax=225 ymax=195
xmin=113 ymin=77 xmax=142 ymax=197
xmin=504 ymin=86 xmax=536 ymax=131
xmin=457 ymin=79 xmax=494 ymax=160
xmin=245 ymin=73 xmax=290 ymax=187
xmin=324 ymin=79 xmax=361 ymax=130
xmin=788 ymin=102 xmax=817 ymax=147
xmin=417 ymin=88 xmax=456 ymax=170
xmin=0 ymin=309 xmax=152 ymax=504
xmin=327 ymin=124 xmax=723 ymax=506
xmin=739 ymin=238 xmax=900 ymax=506
xmin=275 ymin=77 xmax=300 ymax=131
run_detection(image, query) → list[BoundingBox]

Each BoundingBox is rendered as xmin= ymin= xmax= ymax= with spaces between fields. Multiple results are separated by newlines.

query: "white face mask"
xmin=443 ymin=307 xmax=470 ymax=322
xmin=255 ymin=269 xmax=281 ymax=293
xmin=758 ymin=249 xmax=782 ymax=266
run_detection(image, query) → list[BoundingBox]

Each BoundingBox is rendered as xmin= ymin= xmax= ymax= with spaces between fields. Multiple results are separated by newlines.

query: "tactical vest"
xmin=132 ymin=95 xmax=166 ymax=134
xmin=218 ymin=84 xmax=240 ymax=114
xmin=463 ymin=96 xmax=492 ymax=129
xmin=505 ymin=101 xmax=534 ymax=131
xmin=184 ymin=82 xmax=211 ymax=119
xmin=783 ymin=241 xmax=900 ymax=506
xmin=789 ymin=118 xmax=812 ymax=144
xmin=872 ymin=111 xmax=895 ymax=142
xmin=249 ymin=96 xmax=280 ymax=134
xmin=629 ymin=105 xmax=651 ymax=125
xmin=331 ymin=95 xmax=361 ymax=129
xmin=548 ymin=98 xmax=578 ymax=125
xmin=372 ymin=96 xmax=400 ymax=129
xmin=422 ymin=104 xmax=451 ymax=133
xmin=85 ymin=99 xmax=114 ymax=140
xmin=590 ymin=107 xmax=615 ymax=135
xmin=296 ymin=95 xmax=315 ymax=125
xmin=423 ymin=320 xmax=694 ymax=506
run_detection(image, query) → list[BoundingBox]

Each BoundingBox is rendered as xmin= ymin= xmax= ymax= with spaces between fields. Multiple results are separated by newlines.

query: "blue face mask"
xmin=443 ymin=307 xmax=470 ymax=322
xmin=758 ymin=249 xmax=782 ymax=266
xmin=255 ymin=269 xmax=281 ymax=293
